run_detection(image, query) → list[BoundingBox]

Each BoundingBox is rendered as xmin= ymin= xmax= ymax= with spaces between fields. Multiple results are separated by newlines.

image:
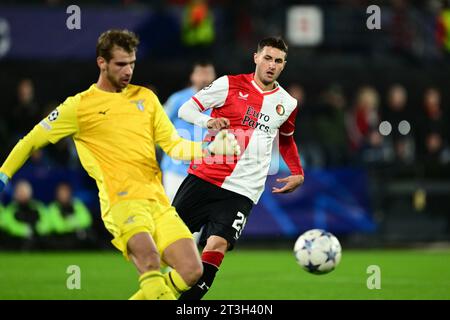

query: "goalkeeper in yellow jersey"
xmin=0 ymin=29 xmax=240 ymax=300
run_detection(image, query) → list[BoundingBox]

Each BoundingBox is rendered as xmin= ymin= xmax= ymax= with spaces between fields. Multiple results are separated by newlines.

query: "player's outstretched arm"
xmin=0 ymin=126 xmax=53 ymax=189
xmin=154 ymin=93 xmax=239 ymax=159
xmin=158 ymin=128 xmax=241 ymax=160
xmin=0 ymin=96 xmax=79 ymax=189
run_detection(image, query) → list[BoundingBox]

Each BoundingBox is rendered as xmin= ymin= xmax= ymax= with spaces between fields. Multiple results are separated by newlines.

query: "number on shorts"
xmin=232 ymin=212 xmax=247 ymax=240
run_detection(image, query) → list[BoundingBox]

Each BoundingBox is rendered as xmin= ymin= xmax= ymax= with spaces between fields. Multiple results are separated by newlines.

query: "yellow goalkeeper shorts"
xmin=103 ymin=199 xmax=193 ymax=260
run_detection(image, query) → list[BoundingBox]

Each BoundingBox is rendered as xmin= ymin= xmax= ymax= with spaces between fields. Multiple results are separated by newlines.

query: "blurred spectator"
xmin=386 ymin=0 xmax=422 ymax=61
xmin=289 ymin=83 xmax=323 ymax=168
xmin=417 ymin=87 xmax=449 ymax=163
xmin=347 ymin=86 xmax=384 ymax=163
xmin=1 ymin=180 xmax=51 ymax=250
xmin=436 ymin=1 xmax=450 ymax=58
xmin=381 ymin=84 xmax=415 ymax=163
xmin=9 ymin=79 xmax=40 ymax=138
xmin=182 ymin=0 xmax=215 ymax=48
xmin=315 ymin=84 xmax=350 ymax=167
xmin=161 ymin=61 xmax=216 ymax=201
xmin=46 ymin=182 xmax=94 ymax=249
xmin=29 ymin=149 xmax=52 ymax=168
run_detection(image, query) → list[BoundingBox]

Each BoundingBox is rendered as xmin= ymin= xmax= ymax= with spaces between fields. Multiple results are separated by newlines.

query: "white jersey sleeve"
xmin=191 ymin=75 xmax=229 ymax=111
xmin=178 ymin=99 xmax=213 ymax=128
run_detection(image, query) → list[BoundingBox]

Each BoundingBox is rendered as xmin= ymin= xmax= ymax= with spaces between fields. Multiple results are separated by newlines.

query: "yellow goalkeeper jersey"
xmin=0 ymin=84 xmax=203 ymax=217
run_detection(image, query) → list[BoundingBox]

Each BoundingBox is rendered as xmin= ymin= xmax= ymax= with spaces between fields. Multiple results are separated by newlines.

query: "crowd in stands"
xmin=290 ymin=82 xmax=448 ymax=168
xmin=1 ymin=77 xmax=448 ymax=172
xmin=0 ymin=180 xmax=94 ymax=250
xmin=0 ymin=1 xmax=449 ymax=250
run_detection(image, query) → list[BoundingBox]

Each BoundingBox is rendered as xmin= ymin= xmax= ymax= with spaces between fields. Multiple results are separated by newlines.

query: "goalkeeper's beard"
xmin=106 ymin=69 xmax=129 ymax=91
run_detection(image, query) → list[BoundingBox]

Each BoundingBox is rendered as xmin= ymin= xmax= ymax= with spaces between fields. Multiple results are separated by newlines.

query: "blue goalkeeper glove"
xmin=0 ymin=172 xmax=9 ymax=193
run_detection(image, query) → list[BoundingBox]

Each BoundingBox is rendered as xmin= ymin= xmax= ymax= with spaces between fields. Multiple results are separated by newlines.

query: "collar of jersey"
xmin=249 ymin=73 xmax=280 ymax=95
xmin=91 ymin=84 xmax=129 ymax=94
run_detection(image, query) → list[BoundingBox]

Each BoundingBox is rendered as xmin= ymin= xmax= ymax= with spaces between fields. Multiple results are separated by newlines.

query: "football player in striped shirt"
xmin=174 ymin=37 xmax=305 ymax=299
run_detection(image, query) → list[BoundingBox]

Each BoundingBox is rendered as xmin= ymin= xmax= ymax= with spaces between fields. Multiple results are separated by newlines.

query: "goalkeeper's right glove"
xmin=0 ymin=172 xmax=9 ymax=193
xmin=205 ymin=130 xmax=241 ymax=156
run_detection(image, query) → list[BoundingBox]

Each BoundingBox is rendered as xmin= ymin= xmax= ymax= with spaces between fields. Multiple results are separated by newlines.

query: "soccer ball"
xmin=294 ymin=229 xmax=342 ymax=275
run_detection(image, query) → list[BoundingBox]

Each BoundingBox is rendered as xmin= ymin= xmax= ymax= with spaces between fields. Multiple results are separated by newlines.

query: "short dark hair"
xmin=96 ymin=29 xmax=140 ymax=62
xmin=257 ymin=37 xmax=288 ymax=57
xmin=192 ymin=60 xmax=214 ymax=72
xmin=193 ymin=60 xmax=214 ymax=68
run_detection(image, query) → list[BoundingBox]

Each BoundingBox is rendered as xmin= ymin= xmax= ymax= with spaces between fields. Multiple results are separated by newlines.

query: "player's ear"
xmin=97 ymin=56 xmax=106 ymax=71
xmin=253 ymin=52 xmax=259 ymax=65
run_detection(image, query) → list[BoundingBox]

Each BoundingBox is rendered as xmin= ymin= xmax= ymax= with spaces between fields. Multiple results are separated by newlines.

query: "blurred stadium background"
xmin=0 ymin=0 xmax=449 ymax=299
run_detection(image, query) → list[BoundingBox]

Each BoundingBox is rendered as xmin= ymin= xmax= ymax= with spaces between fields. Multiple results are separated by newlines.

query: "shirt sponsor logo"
xmin=242 ymin=105 xmax=271 ymax=132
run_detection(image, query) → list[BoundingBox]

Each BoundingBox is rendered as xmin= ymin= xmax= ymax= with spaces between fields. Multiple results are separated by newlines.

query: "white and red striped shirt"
xmin=188 ymin=73 xmax=302 ymax=204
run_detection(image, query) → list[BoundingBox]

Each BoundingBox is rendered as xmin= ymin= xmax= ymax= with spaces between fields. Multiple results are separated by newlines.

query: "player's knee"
xmin=205 ymin=235 xmax=228 ymax=253
xmin=190 ymin=262 xmax=204 ymax=285
xmin=179 ymin=260 xmax=203 ymax=286
xmin=134 ymin=250 xmax=161 ymax=273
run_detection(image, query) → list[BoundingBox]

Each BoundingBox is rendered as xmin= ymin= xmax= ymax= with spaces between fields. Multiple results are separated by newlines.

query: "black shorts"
xmin=172 ymin=174 xmax=253 ymax=251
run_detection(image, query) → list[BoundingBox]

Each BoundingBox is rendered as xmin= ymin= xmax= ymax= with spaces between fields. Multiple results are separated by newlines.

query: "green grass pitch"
xmin=0 ymin=249 xmax=449 ymax=300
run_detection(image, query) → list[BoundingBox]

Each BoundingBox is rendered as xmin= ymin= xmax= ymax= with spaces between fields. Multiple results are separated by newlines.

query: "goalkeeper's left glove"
xmin=0 ymin=172 xmax=9 ymax=193
xmin=205 ymin=130 xmax=241 ymax=156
